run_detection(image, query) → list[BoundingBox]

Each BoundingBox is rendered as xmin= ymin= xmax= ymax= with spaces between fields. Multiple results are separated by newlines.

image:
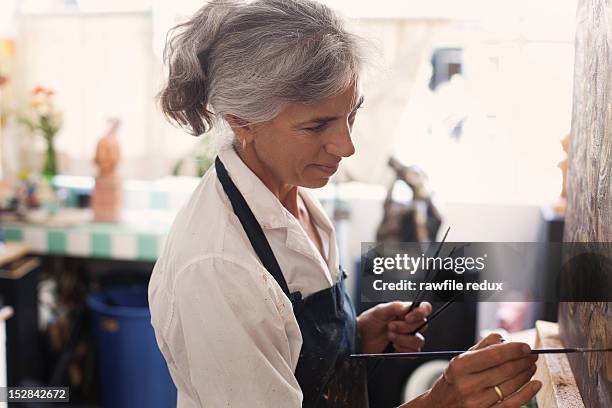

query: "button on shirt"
xmin=148 ymin=146 xmax=341 ymax=408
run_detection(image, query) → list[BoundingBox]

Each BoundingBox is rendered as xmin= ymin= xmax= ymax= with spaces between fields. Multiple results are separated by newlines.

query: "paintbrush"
xmin=350 ymin=348 xmax=612 ymax=360
xmin=367 ymin=229 xmax=452 ymax=377
xmin=405 ymin=226 xmax=451 ymax=315
xmin=409 ymin=291 xmax=461 ymax=335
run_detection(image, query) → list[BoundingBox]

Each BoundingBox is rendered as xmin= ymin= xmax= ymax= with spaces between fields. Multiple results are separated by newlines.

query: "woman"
xmin=148 ymin=1 xmax=542 ymax=407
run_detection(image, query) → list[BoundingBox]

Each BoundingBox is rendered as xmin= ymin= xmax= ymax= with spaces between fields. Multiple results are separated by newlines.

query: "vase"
xmin=43 ymin=136 xmax=57 ymax=180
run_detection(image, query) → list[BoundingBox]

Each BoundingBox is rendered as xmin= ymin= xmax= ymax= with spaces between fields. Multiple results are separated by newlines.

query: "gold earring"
xmin=242 ymin=138 xmax=247 ymax=150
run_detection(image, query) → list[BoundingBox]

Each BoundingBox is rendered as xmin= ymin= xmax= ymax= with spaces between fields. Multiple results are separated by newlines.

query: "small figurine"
xmin=91 ymin=119 xmax=122 ymax=223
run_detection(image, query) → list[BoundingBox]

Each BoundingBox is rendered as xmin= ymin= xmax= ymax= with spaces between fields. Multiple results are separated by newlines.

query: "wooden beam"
xmin=534 ymin=321 xmax=584 ymax=408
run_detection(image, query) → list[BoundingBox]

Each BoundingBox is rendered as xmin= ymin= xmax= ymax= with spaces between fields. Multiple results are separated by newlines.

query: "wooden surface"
xmin=534 ymin=321 xmax=584 ymax=408
xmin=0 ymin=242 xmax=30 ymax=268
xmin=560 ymin=0 xmax=612 ymax=406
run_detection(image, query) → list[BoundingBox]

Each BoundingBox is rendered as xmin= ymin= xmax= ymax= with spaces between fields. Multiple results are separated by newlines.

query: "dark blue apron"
xmin=215 ymin=157 xmax=369 ymax=408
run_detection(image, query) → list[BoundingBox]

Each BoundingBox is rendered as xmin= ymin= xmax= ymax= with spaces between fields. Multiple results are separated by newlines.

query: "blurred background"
xmin=0 ymin=0 xmax=577 ymax=407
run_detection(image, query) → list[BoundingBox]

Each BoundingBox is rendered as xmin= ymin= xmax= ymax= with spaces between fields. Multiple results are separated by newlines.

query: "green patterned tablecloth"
xmin=3 ymin=213 xmax=171 ymax=262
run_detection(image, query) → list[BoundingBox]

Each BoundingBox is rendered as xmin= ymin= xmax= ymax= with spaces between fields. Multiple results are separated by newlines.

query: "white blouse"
xmin=148 ymin=145 xmax=341 ymax=408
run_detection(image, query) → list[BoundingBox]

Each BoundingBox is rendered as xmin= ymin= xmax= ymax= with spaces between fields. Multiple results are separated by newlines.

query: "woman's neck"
xmin=235 ymin=145 xmax=300 ymax=218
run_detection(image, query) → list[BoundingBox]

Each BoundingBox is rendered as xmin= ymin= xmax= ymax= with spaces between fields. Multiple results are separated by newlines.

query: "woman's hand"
xmin=416 ymin=334 xmax=541 ymax=408
xmin=357 ymin=302 xmax=432 ymax=354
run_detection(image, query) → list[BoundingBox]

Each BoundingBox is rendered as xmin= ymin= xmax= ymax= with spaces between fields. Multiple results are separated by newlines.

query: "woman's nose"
xmin=325 ymin=125 xmax=355 ymax=158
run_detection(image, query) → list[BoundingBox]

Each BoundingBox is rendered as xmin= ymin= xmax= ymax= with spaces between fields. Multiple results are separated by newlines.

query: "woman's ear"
xmin=225 ymin=114 xmax=255 ymax=143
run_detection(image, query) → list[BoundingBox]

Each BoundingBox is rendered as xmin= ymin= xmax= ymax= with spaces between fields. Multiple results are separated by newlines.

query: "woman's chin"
xmin=302 ymin=177 xmax=331 ymax=189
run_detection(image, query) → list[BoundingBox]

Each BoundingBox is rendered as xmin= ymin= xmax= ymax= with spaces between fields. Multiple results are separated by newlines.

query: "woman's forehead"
xmin=285 ymin=87 xmax=364 ymax=121
xmin=313 ymin=89 xmax=361 ymax=111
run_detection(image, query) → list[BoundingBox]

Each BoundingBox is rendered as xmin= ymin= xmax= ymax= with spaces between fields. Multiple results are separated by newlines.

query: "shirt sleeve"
xmin=173 ymin=256 xmax=303 ymax=408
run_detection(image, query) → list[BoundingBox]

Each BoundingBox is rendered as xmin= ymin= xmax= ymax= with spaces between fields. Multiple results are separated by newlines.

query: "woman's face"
xmin=248 ymin=85 xmax=363 ymax=189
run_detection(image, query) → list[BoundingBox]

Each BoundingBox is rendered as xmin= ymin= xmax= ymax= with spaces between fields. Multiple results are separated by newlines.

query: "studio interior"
xmin=0 ymin=0 xmax=609 ymax=407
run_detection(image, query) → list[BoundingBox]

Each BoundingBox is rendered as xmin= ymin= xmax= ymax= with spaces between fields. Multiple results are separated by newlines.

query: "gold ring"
xmin=494 ymin=385 xmax=504 ymax=402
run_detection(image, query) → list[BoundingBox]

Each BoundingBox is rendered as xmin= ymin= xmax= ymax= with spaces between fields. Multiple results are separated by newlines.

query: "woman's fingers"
xmin=386 ymin=303 xmax=431 ymax=351
xmin=401 ymin=302 xmax=432 ymax=324
xmin=387 ymin=313 xmax=426 ymax=334
xmin=498 ymin=380 xmax=542 ymax=408
xmin=387 ymin=302 xmax=432 ymax=333
xmin=462 ymin=354 xmax=538 ymax=392
xmin=431 ymin=339 xmax=541 ymax=408
xmin=415 ymin=301 xmax=433 ymax=317
xmin=427 ymin=339 xmax=542 ymax=408
xmin=469 ymin=333 xmax=505 ymax=351
xmin=389 ymin=331 xmax=425 ymax=352
xmin=447 ymin=342 xmax=531 ymax=378
xmin=463 ymin=364 xmax=537 ymax=407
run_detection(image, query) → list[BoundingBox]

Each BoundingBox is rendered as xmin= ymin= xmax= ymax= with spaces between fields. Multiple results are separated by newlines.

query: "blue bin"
xmin=87 ymin=285 xmax=177 ymax=408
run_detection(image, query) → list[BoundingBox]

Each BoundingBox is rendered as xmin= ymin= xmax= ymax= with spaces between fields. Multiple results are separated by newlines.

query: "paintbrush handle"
xmin=350 ymin=351 xmax=464 ymax=359
xmin=350 ymin=348 xmax=612 ymax=360
xmin=534 ymin=348 xmax=612 ymax=354
xmin=409 ymin=292 xmax=461 ymax=335
xmin=406 ymin=227 xmax=451 ymax=313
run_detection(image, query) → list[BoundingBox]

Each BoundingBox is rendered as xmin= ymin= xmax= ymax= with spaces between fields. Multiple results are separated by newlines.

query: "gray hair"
xmin=159 ymin=0 xmax=369 ymax=136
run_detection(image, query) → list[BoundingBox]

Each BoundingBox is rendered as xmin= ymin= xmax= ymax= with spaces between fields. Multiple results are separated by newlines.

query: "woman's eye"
xmin=305 ymin=123 xmax=327 ymax=133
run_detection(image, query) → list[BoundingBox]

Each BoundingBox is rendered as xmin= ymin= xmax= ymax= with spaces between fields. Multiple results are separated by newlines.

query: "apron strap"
xmin=215 ymin=157 xmax=292 ymax=298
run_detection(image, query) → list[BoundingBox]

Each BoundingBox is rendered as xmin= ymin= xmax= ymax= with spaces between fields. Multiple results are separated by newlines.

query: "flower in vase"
xmin=18 ymin=86 xmax=63 ymax=179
